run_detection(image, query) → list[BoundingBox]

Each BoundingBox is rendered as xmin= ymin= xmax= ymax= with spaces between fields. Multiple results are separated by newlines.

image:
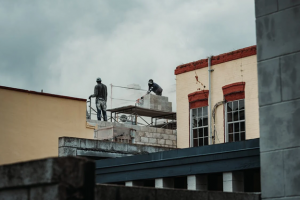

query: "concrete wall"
xmin=176 ymin=55 xmax=259 ymax=148
xmin=0 ymin=87 xmax=94 ymax=165
xmin=137 ymin=94 xmax=172 ymax=112
xmin=0 ymin=157 xmax=95 ymax=200
xmin=255 ymin=1 xmax=300 ymax=199
xmin=59 ymin=137 xmax=174 ymax=158
xmin=95 ymin=184 xmax=261 ymax=200
xmin=89 ymin=120 xmax=177 ymax=148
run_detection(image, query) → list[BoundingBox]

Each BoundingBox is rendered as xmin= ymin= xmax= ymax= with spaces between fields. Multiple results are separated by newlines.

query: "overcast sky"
xmin=0 ymin=0 xmax=256 ymax=116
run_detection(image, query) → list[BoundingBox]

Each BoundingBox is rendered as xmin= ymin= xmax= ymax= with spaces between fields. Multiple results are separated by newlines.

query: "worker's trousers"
xmin=96 ymin=98 xmax=107 ymax=121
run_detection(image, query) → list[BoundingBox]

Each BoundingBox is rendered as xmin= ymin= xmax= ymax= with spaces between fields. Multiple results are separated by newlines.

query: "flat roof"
xmin=107 ymin=105 xmax=176 ymax=119
xmin=0 ymin=85 xmax=86 ymax=102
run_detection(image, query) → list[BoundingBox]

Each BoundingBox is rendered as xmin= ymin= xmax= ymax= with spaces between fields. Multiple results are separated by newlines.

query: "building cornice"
xmin=175 ymin=45 xmax=256 ymax=75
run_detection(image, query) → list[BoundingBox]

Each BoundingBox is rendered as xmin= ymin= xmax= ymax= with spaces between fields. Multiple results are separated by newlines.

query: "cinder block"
xmin=145 ymin=132 xmax=153 ymax=137
xmin=149 ymin=138 xmax=157 ymax=144
xmin=141 ymin=126 xmax=149 ymax=132
xmin=138 ymin=132 xmax=145 ymax=137
xmin=58 ymin=147 xmax=76 ymax=157
xmin=158 ymin=139 xmax=165 ymax=145
xmin=152 ymin=133 xmax=163 ymax=139
xmin=149 ymin=127 xmax=156 ymax=132
xmin=134 ymin=135 xmax=141 ymax=142
xmin=169 ymin=135 xmax=176 ymax=140
xmin=141 ymin=137 xmax=149 ymax=143
xmin=166 ymin=140 xmax=173 ymax=145
xmin=162 ymin=134 xmax=169 ymax=140
xmin=165 ymin=129 xmax=173 ymax=135
xmin=156 ymin=128 xmax=165 ymax=134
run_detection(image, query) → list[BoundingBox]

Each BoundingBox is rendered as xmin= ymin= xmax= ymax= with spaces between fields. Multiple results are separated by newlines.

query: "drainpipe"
xmin=208 ymin=56 xmax=214 ymax=145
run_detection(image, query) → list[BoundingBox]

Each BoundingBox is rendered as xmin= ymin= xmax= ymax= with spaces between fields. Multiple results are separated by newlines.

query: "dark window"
xmin=226 ymin=99 xmax=246 ymax=142
xmin=191 ymin=106 xmax=209 ymax=147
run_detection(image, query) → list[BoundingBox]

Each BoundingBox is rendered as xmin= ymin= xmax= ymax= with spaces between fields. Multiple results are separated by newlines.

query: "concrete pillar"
xmin=155 ymin=178 xmax=174 ymax=189
xmin=223 ymin=172 xmax=244 ymax=192
xmin=125 ymin=181 xmax=143 ymax=187
xmin=187 ymin=175 xmax=207 ymax=191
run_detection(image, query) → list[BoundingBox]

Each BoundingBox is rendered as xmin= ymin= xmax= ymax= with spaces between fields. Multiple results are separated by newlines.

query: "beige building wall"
xmin=176 ymin=55 xmax=259 ymax=148
xmin=0 ymin=87 xmax=94 ymax=165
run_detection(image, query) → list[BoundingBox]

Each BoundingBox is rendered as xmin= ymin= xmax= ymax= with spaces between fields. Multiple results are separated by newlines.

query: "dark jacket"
xmin=91 ymin=83 xmax=107 ymax=101
xmin=148 ymin=82 xmax=162 ymax=94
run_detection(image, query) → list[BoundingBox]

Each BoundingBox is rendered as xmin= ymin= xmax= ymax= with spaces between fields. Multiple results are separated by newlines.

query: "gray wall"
xmin=255 ymin=1 xmax=300 ymax=199
xmin=95 ymin=184 xmax=261 ymax=200
xmin=0 ymin=157 xmax=95 ymax=200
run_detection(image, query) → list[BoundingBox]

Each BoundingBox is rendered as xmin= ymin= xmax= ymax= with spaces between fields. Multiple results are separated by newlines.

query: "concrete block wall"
xmin=137 ymin=94 xmax=172 ymax=112
xmin=95 ymin=184 xmax=261 ymax=200
xmin=0 ymin=157 xmax=95 ymax=200
xmin=59 ymin=137 xmax=174 ymax=158
xmin=255 ymin=1 xmax=300 ymax=199
xmin=89 ymin=120 xmax=177 ymax=148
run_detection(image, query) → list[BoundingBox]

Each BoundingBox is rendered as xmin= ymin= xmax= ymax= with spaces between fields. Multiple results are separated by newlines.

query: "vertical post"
xmin=89 ymin=99 xmax=91 ymax=120
xmin=208 ymin=56 xmax=213 ymax=145
xmin=110 ymin=84 xmax=112 ymax=109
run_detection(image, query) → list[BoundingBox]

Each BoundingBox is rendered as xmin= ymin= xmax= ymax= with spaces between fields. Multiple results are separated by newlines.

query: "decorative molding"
xmin=222 ymin=82 xmax=245 ymax=102
xmin=175 ymin=45 xmax=256 ymax=75
xmin=188 ymin=90 xmax=209 ymax=109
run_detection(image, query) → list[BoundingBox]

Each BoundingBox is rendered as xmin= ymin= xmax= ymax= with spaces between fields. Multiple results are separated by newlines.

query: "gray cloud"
xmin=0 ymin=0 xmax=256 ymax=118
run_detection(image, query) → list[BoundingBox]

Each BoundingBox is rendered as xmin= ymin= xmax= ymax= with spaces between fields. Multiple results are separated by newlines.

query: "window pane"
xmin=199 ymin=138 xmax=203 ymax=146
xmin=233 ymin=111 xmax=238 ymax=121
xmin=204 ymin=137 xmax=208 ymax=145
xmin=198 ymin=118 xmax=203 ymax=127
xmin=204 ymin=127 xmax=208 ymax=137
xmin=203 ymin=107 xmax=208 ymax=116
xmin=228 ymin=124 xmax=233 ymax=133
xmin=197 ymin=108 xmax=202 ymax=117
xmin=239 ymin=110 xmax=245 ymax=120
xmin=193 ymin=129 xmax=198 ymax=139
xmin=240 ymin=122 xmax=245 ymax=131
xmin=199 ymin=128 xmax=203 ymax=137
xmin=241 ymin=132 xmax=245 ymax=141
xmin=193 ymin=118 xmax=197 ymax=128
xmin=227 ymin=102 xmax=233 ymax=112
xmin=234 ymin=133 xmax=240 ymax=141
xmin=234 ymin=123 xmax=239 ymax=132
xmin=229 ymin=134 xmax=233 ymax=142
xmin=239 ymin=99 xmax=245 ymax=110
xmin=227 ymin=113 xmax=232 ymax=122
xmin=193 ymin=139 xmax=198 ymax=147
xmin=192 ymin=109 xmax=197 ymax=117
xmin=233 ymin=101 xmax=238 ymax=111
xmin=203 ymin=116 xmax=208 ymax=126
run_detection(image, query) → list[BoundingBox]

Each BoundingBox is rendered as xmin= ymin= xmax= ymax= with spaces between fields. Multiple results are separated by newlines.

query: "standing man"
xmin=147 ymin=79 xmax=163 ymax=96
xmin=89 ymin=77 xmax=107 ymax=121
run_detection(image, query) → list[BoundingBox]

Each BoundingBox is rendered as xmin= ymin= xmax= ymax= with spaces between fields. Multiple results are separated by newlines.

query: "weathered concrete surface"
xmin=255 ymin=1 xmax=300 ymax=199
xmin=0 ymin=157 xmax=95 ymax=200
xmin=137 ymin=94 xmax=172 ymax=112
xmin=88 ymin=119 xmax=177 ymax=148
xmin=59 ymin=137 xmax=174 ymax=158
xmin=95 ymin=184 xmax=261 ymax=200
